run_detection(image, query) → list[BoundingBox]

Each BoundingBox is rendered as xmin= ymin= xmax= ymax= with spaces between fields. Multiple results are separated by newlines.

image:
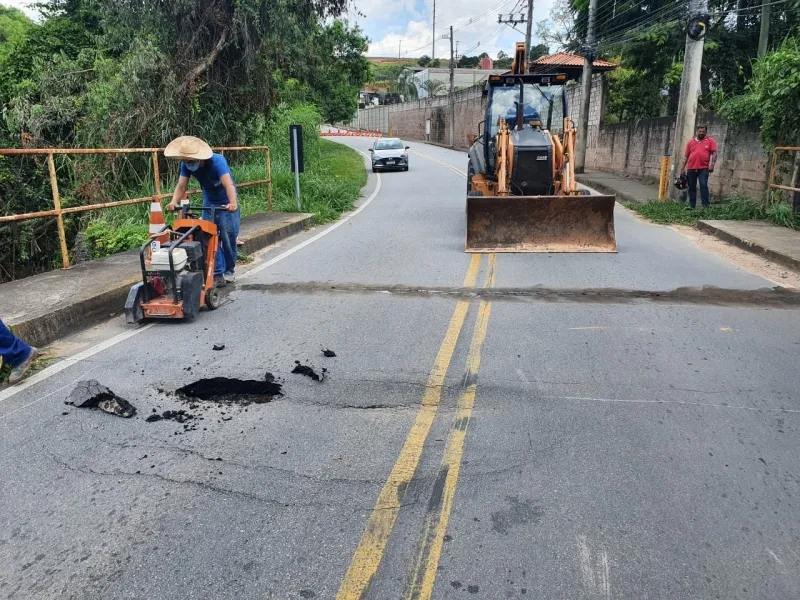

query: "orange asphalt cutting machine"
xmin=125 ymin=202 xmax=221 ymax=324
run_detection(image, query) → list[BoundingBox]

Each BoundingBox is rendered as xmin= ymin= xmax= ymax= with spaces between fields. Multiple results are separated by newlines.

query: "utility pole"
xmin=758 ymin=1 xmax=771 ymax=58
xmin=449 ymin=25 xmax=455 ymax=148
xmin=669 ymin=0 xmax=708 ymax=198
xmin=575 ymin=0 xmax=598 ymax=173
xmin=432 ymin=0 xmax=436 ymax=60
xmin=524 ymin=1 xmax=535 ymax=65
xmin=399 ymin=40 xmax=402 ymax=59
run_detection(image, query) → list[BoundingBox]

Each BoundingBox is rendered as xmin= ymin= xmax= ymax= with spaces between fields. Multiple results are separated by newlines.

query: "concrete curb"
xmin=697 ymin=220 xmax=800 ymax=274
xmin=11 ymin=213 xmax=314 ymax=348
xmin=576 ymin=176 xmax=643 ymax=204
xmin=240 ymin=214 xmax=315 ymax=256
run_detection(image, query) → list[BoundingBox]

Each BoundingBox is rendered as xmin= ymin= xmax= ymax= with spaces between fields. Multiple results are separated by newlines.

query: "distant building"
xmin=480 ymin=57 xmax=494 ymax=70
xmin=408 ymin=67 xmax=508 ymax=99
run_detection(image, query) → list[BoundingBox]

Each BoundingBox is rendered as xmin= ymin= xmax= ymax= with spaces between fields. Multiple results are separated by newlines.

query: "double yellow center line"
xmin=336 ymin=253 xmax=496 ymax=599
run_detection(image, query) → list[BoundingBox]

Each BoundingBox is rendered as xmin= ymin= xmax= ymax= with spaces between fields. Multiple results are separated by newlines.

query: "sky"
xmin=0 ymin=0 xmax=37 ymax=18
xmin=346 ymin=0 xmax=556 ymax=59
xmin=0 ymin=0 xmax=557 ymax=60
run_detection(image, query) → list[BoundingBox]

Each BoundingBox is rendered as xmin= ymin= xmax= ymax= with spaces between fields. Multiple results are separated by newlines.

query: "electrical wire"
xmin=597 ymin=0 xmax=688 ymax=41
xmin=596 ymin=2 xmax=688 ymax=48
xmin=593 ymin=0 xmax=656 ymax=29
xmin=707 ymin=0 xmax=790 ymax=15
xmin=401 ymin=0 xmax=517 ymax=56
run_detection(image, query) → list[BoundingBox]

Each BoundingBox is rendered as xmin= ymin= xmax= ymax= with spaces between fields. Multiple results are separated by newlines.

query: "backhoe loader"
xmin=466 ymin=43 xmax=617 ymax=252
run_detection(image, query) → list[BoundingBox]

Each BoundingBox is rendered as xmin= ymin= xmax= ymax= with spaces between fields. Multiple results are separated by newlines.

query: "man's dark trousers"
xmin=687 ymin=168 xmax=710 ymax=208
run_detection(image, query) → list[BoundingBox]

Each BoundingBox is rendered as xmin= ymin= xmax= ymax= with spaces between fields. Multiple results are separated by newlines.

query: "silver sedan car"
xmin=369 ymin=138 xmax=410 ymax=173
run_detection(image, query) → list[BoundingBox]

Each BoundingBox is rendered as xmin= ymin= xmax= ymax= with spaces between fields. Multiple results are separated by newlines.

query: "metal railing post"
xmin=47 ymin=152 xmax=70 ymax=269
xmin=151 ymin=151 xmax=162 ymax=199
xmin=266 ymin=148 xmax=273 ymax=211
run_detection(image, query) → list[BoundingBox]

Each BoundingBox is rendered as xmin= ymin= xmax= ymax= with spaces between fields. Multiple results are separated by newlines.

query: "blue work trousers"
xmin=203 ymin=202 xmax=240 ymax=275
xmin=1 ymin=318 xmax=32 ymax=367
xmin=687 ymin=168 xmax=710 ymax=208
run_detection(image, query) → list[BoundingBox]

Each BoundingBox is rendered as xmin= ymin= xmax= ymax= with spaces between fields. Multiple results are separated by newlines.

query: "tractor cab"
xmin=480 ymin=73 xmax=570 ymax=178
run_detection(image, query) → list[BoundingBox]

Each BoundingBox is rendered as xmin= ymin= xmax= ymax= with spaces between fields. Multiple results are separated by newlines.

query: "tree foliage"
xmin=720 ymin=38 xmax=800 ymax=148
xmin=0 ymin=0 xmax=370 ymax=280
xmin=538 ymin=0 xmax=800 ymax=121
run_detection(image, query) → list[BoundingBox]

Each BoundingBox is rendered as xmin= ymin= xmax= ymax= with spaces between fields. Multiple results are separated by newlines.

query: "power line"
xmin=593 ymin=0 xmax=660 ymax=31
xmin=708 ymin=0 xmax=790 ymax=16
xmin=402 ymin=0 xmax=517 ymax=56
xmin=596 ymin=1 xmax=688 ymax=46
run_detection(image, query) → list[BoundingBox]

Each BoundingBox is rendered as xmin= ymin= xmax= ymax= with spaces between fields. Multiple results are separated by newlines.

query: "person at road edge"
xmin=165 ymin=136 xmax=239 ymax=284
xmin=680 ymin=125 xmax=718 ymax=209
xmin=1 ymin=318 xmax=37 ymax=384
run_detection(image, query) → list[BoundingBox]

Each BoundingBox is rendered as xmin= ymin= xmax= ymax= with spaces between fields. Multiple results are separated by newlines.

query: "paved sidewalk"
xmin=577 ymin=168 xmax=660 ymax=203
xmin=698 ymin=220 xmax=800 ymax=273
xmin=1 ymin=211 xmax=313 ymax=347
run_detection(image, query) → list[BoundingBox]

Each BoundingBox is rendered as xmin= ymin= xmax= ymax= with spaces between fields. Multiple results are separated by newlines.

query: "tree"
xmin=420 ymin=78 xmax=446 ymax=97
xmin=458 ymin=55 xmax=480 ymax=68
xmin=418 ymin=54 xmax=431 ymax=67
xmin=529 ymin=43 xmax=549 ymax=61
xmin=495 ymin=50 xmax=512 ymax=69
xmin=430 ymin=58 xmax=441 ymax=68
xmin=392 ymin=68 xmax=418 ymax=101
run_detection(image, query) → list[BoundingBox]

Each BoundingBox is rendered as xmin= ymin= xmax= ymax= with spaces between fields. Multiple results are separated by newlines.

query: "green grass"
xmin=623 ymin=197 xmax=799 ymax=229
xmin=270 ymin=139 xmax=367 ymax=223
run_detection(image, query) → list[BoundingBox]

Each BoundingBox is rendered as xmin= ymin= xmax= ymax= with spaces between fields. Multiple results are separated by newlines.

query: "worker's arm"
xmin=679 ymin=154 xmax=689 ymax=175
xmin=167 ymin=176 xmax=189 ymax=211
xmin=221 ymin=173 xmax=238 ymax=211
xmin=709 ymin=151 xmax=718 ymax=173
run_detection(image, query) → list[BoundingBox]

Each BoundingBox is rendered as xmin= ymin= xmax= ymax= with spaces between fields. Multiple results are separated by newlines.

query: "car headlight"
xmin=401 ymin=153 xmax=408 ymax=159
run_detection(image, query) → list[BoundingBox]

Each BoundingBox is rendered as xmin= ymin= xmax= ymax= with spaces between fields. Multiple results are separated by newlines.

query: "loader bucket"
xmin=465 ymin=194 xmax=617 ymax=253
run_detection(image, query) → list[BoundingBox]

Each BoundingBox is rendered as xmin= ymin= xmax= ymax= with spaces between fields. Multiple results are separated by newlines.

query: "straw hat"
xmin=164 ymin=136 xmax=213 ymax=161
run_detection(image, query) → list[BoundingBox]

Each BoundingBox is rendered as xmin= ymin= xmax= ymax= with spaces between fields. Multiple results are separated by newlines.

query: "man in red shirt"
xmin=680 ymin=125 xmax=718 ymax=208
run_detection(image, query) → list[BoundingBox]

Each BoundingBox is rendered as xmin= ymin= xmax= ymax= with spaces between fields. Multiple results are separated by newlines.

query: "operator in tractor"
xmin=165 ymin=136 xmax=239 ymax=284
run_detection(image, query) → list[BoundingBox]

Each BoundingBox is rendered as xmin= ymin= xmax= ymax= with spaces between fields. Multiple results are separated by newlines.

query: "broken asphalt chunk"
xmin=292 ymin=364 xmax=324 ymax=382
xmin=213 ymin=344 xmax=225 ymax=351
xmin=66 ymin=380 xmax=137 ymax=418
xmin=322 ymin=349 xmax=336 ymax=358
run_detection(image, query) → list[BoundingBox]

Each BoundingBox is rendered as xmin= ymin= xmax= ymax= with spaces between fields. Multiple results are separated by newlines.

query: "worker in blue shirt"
xmin=1 ymin=318 xmax=37 ymax=384
xmin=165 ymin=136 xmax=239 ymax=283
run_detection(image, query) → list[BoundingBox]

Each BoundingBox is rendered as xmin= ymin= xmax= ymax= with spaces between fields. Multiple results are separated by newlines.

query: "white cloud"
xmin=0 ymin=0 xmax=39 ymax=19
xmin=359 ymin=0 xmax=557 ymax=59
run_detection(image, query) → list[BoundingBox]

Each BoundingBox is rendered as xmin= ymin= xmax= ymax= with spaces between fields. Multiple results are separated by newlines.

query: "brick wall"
xmin=586 ymin=111 xmax=769 ymax=200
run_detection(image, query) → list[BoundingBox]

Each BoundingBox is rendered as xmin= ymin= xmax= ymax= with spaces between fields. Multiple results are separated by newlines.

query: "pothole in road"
xmin=176 ymin=376 xmax=283 ymax=405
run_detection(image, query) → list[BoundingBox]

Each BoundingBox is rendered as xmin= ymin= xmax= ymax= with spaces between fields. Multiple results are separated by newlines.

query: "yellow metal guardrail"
xmin=0 ymin=145 xmax=272 ymax=269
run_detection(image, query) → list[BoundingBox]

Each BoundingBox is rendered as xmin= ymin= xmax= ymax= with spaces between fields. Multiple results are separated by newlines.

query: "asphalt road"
xmin=1 ymin=137 xmax=799 ymax=600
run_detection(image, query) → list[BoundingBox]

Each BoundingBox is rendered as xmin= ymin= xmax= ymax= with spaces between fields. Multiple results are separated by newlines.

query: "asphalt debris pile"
xmin=292 ymin=361 xmax=326 ymax=382
xmin=66 ymin=380 xmax=137 ymax=418
xmin=176 ymin=375 xmax=283 ymax=405
xmin=145 ymin=409 xmax=194 ymax=424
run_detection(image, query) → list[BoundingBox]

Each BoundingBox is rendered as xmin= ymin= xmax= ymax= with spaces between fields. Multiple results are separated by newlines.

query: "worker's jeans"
xmin=687 ymin=168 xmax=710 ymax=208
xmin=0 ymin=318 xmax=32 ymax=367
xmin=203 ymin=202 xmax=240 ymax=275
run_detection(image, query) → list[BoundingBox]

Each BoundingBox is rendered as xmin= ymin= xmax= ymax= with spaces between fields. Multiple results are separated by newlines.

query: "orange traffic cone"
xmin=149 ymin=197 xmax=169 ymax=244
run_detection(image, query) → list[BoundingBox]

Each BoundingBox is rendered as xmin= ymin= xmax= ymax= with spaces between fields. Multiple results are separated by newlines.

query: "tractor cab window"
xmin=487 ymin=84 xmax=564 ymax=136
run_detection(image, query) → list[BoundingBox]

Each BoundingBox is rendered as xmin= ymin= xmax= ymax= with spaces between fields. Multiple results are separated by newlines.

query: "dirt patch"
xmin=66 ymin=380 xmax=136 ymax=418
xmin=669 ymin=224 xmax=800 ymax=288
xmin=176 ymin=376 xmax=283 ymax=404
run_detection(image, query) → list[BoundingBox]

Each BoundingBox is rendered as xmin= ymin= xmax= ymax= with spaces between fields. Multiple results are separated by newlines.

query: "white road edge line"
xmin=0 ymin=150 xmax=383 ymax=403
xmin=241 ymin=150 xmax=382 ymax=280
xmin=0 ymin=325 xmax=154 ymax=403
